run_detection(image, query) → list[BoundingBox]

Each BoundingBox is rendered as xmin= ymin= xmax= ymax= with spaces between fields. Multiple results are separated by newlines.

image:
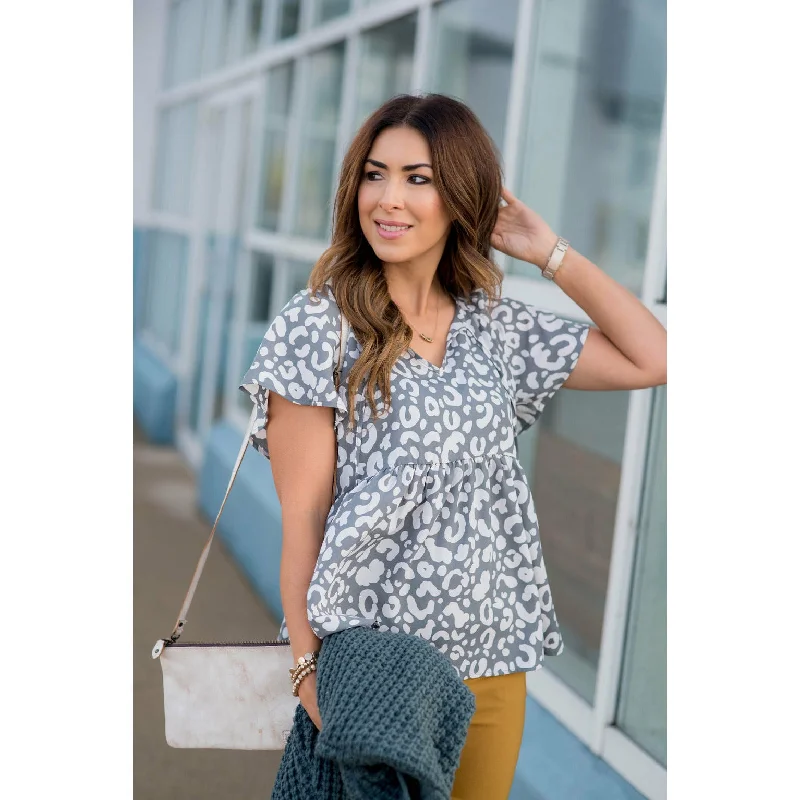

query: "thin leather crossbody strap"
xmin=169 ymin=297 xmax=350 ymax=643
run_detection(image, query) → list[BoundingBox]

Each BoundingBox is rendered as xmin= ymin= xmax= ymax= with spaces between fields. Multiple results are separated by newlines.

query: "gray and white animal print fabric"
xmin=239 ymin=284 xmax=590 ymax=680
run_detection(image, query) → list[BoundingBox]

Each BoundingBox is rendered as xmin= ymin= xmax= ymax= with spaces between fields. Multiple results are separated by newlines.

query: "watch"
xmin=542 ymin=237 xmax=569 ymax=280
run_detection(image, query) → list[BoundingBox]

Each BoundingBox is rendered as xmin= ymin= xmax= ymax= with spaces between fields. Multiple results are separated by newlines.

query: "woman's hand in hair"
xmin=492 ymin=186 xmax=666 ymax=390
xmin=490 ymin=187 xmax=559 ymax=269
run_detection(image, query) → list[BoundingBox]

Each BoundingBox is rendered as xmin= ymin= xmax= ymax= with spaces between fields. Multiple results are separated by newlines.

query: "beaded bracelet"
xmin=289 ymin=651 xmax=320 ymax=696
xmin=291 ymin=661 xmax=317 ymax=696
xmin=289 ymin=651 xmax=319 ymax=681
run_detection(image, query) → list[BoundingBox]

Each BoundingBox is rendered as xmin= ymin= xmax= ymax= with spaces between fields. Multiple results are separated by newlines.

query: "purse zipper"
xmin=166 ymin=639 xmax=289 ymax=647
xmin=152 ymin=637 xmax=290 ymax=659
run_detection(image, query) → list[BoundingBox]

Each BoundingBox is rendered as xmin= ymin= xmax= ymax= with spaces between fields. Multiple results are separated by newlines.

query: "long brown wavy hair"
xmin=307 ymin=93 xmax=504 ymax=430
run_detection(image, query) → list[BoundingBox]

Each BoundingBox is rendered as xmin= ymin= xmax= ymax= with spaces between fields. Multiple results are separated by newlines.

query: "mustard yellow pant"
xmin=451 ymin=671 xmax=527 ymax=800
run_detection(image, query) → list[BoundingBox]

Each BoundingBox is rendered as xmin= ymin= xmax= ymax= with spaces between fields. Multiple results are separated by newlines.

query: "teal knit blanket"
xmin=270 ymin=625 xmax=477 ymax=799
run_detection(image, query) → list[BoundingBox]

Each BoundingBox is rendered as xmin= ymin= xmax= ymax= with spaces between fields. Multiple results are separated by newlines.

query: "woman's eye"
xmin=364 ymin=172 xmax=430 ymax=185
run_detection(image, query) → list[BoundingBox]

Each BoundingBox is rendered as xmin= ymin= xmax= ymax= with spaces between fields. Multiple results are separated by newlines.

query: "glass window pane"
xmin=277 ymin=0 xmax=300 ymax=40
xmin=163 ymin=0 xmax=207 ymax=88
xmin=287 ymin=260 xmax=315 ymax=297
xmin=306 ymin=44 xmax=346 ymax=132
xmin=258 ymin=63 xmax=295 ymax=231
xmin=517 ymin=384 xmax=630 ymax=703
xmin=236 ymin=252 xmax=275 ymax=414
xmin=200 ymin=0 xmax=223 ymax=73
xmin=295 ymin=138 xmax=337 ymax=238
xmin=244 ymin=0 xmax=265 ymax=54
xmin=355 ymin=16 xmax=417 ymax=130
xmin=217 ymin=1 xmax=237 ymax=66
xmin=188 ymin=228 xmax=239 ymax=433
xmin=236 ymin=254 xmax=312 ymax=413
xmin=224 ymin=0 xmax=247 ymax=65
xmin=258 ymin=131 xmax=288 ymax=230
xmin=188 ymin=259 xmax=212 ymax=432
xmin=313 ymin=0 xmax=351 ymax=25
xmin=152 ymin=101 xmax=198 ymax=216
xmin=616 ymin=387 xmax=666 ymax=765
xmin=427 ymin=0 xmax=519 ymax=151
xmin=508 ymin=0 xmax=666 ymax=297
xmin=220 ymin=1 xmax=238 ymax=64
xmin=141 ymin=230 xmax=189 ymax=357
xmin=200 ymin=0 xmax=246 ymax=72
xmin=266 ymin=61 xmax=294 ymax=117
xmin=248 ymin=252 xmax=275 ymax=324
xmin=291 ymin=44 xmax=345 ymax=239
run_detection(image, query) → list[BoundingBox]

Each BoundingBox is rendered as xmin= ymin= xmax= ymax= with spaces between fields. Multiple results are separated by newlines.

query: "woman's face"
xmin=357 ymin=126 xmax=452 ymax=266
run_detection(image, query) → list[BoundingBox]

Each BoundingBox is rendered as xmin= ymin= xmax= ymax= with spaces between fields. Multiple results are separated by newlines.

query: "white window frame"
xmin=146 ymin=1 xmax=667 ymax=796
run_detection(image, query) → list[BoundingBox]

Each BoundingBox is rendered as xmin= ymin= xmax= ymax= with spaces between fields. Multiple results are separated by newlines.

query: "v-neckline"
xmin=405 ymin=295 xmax=466 ymax=374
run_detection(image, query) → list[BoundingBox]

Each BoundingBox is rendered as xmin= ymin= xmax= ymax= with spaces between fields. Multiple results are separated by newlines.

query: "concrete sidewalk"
xmin=133 ymin=423 xmax=283 ymax=799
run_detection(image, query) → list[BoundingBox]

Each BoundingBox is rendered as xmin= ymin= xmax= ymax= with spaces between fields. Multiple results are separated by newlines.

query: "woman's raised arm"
xmin=491 ymin=186 xmax=666 ymax=392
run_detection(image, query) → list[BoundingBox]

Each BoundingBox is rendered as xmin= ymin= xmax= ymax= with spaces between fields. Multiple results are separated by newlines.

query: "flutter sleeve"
xmin=497 ymin=297 xmax=591 ymax=437
xmin=238 ymin=287 xmax=341 ymax=460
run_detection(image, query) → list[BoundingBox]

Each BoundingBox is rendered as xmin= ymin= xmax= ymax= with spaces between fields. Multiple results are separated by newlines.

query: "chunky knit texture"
xmin=271 ymin=625 xmax=477 ymax=799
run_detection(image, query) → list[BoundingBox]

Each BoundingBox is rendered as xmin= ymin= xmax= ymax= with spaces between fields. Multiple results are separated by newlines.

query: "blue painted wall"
xmin=197 ymin=421 xmax=285 ymax=620
xmin=199 ymin=418 xmax=645 ymax=800
xmin=133 ymin=226 xmax=147 ymax=333
xmin=133 ymin=337 xmax=177 ymax=445
xmin=132 ymin=224 xmax=179 ymax=445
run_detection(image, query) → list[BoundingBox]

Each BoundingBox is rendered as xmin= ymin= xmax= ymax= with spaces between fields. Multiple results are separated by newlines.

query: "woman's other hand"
xmin=297 ymin=671 xmax=323 ymax=732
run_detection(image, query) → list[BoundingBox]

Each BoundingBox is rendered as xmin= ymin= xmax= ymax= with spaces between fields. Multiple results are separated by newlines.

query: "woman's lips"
xmin=375 ymin=221 xmax=412 ymax=240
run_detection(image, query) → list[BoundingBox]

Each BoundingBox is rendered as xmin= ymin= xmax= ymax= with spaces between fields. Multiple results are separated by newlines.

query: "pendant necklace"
xmin=401 ymin=293 xmax=439 ymax=343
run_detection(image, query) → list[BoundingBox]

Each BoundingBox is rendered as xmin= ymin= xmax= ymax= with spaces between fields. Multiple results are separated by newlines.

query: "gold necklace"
xmin=397 ymin=293 xmax=440 ymax=343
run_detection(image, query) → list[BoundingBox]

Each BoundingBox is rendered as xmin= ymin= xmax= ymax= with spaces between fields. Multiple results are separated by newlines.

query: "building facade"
xmin=133 ymin=1 xmax=666 ymax=797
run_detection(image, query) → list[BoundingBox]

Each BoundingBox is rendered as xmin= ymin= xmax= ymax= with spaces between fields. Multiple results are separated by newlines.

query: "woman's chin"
xmin=369 ymin=240 xmax=415 ymax=262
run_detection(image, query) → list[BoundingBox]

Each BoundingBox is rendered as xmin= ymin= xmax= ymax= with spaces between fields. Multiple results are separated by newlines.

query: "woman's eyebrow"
xmin=365 ymin=158 xmax=432 ymax=172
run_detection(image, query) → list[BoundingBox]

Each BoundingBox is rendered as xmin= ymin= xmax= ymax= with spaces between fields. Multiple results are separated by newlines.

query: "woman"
xmin=240 ymin=94 xmax=666 ymax=800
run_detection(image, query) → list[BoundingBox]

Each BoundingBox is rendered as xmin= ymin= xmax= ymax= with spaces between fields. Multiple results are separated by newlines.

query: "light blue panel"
xmin=198 ymin=420 xmax=284 ymax=623
xmin=133 ymin=226 xmax=147 ymax=333
xmin=509 ymin=697 xmax=645 ymax=800
xmin=133 ymin=337 xmax=177 ymax=445
xmin=144 ymin=230 xmax=188 ymax=354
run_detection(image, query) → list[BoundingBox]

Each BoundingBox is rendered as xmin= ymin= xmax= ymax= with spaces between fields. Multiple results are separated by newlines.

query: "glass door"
xmin=175 ymin=82 xmax=258 ymax=467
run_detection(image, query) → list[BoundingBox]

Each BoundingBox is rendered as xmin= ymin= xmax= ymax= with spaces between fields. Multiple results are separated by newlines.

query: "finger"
xmin=500 ymin=186 xmax=517 ymax=206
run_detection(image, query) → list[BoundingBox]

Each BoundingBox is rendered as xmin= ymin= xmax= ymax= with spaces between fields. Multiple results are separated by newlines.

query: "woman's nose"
xmin=378 ymin=180 xmax=405 ymax=211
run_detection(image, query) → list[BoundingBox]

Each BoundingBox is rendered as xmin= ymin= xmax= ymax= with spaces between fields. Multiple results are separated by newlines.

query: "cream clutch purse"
xmin=151 ymin=299 xmax=349 ymax=750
